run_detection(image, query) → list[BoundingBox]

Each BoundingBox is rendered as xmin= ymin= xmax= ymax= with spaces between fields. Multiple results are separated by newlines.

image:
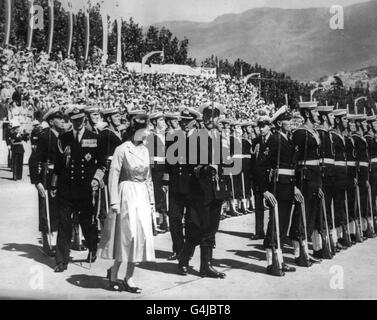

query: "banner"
xmin=3 ymin=0 xmax=12 ymax=46
xmin=101 ymin=13 xmax=108 ymax=65
xmin=26 ymin=0 xmax=34 ymax=50
xmin=126 ymin=62 xmax=217 ymax=78
xmin=27 ymin=0 xmax=44 ymax=50
xmin=47 ymin=0 xmax=54 ymax=54
xmin=67 ymin=1 xmax=73 ymax=57
xmin=116 ymin=17 xmax=122 ymax=65
xmin=84 ymin=6 xmax=90 ymax=61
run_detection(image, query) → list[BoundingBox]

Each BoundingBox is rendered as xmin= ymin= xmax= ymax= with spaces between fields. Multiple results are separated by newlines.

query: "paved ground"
xmin=0 ymin=163 xmax=377 ymax=300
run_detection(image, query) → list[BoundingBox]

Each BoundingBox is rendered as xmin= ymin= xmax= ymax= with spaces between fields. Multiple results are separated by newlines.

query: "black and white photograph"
xmin=1 ymin=0 xmax=377 ymax=303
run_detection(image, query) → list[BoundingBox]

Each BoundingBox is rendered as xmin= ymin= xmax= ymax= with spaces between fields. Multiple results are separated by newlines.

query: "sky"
xmin=63 ymin=0 xmax=372 ymax=25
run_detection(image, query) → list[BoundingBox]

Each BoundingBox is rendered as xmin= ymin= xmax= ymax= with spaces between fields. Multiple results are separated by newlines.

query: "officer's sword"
xmin=45 ymin=190 xmax=53 ymax=251
xmin=104 ymin=185 xmax=109 ymax=216
xmin=230 ymin=173 xmax=236 ymax=204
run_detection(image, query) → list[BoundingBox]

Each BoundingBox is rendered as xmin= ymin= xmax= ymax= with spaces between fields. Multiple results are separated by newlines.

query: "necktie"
xmin=76 ymin=132 xmax=80 ymax=144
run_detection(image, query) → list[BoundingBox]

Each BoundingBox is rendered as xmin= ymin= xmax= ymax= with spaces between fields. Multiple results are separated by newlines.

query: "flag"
xmin=3 ymin=0 xmax=12 ymax=46
xmin=101 ymin=12 xmax=108 ymax=65
xmin=67 ymin=1 xmax=73 ymax=57
xmin=27 ymin=0 xmax=45 ymax=50
xmin=47 ymin=0 xmax=54 ymax=54
xmin=116 ymin=17 xmax=122 ymax=65
xmin=84 ymin=5 xmax=90 ymax=61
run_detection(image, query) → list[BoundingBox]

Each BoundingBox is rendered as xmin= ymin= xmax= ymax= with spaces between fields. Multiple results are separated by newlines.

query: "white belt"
xmin=233 ymin=154 xmax=251 ymax=159
xmin=371 ymin=158 xmax=377 ymax=163
xmin=298 ymin=160 xmax=320 ymax=166
xmin=277 ymin=169 xmax=295 ymax=176
xmin=347 ymin=161 xmax=356 ymax=166
xmin=334 ymin=161 xmax=346 ymax=166
xmin=152 ymin=156 xmax=166 ymax=162
xmin=107 ymin=156 xmax=113 ymax=161
xmin=47 ymin=164 xmax=54 ymax=170
xmin=322 ymin=158 xmax=335 ymax=165
xmin=359 ymin=162 xmax=369 ymax=167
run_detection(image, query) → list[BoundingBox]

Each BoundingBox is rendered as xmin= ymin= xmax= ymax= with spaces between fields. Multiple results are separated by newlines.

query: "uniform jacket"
xmin=165 ymin=129 xmax=192 ymax=194
xmin=53 ymin=129 xmax=106 ymax=200
xmin=29 ymin=128 xmax=59 ymax=186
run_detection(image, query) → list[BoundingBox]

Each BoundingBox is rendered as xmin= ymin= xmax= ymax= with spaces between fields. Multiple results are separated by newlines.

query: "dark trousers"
xmin=11 ymin=152 xmax=23 ymax=180
xmin=264 ymin=199 xmax=295 ymax=249
xmin=301 ymin=180 xmax=321 ymax=237
xmin=55 ymin=198 xmax=98 ymax=265
xmin=254 ymin=191 xmax=265 ymax=237
xmin=168 ymin=192 xmax=189 ymax=254
xmin=185 ymin=198 xmax=222 ymax=248
xmin=323 ymin=183 xmax=336 ymax=229
xmin=7 ymin=149 xmax=12 ymax=168
xmin=371 ymin=167 xmax=377 ymax=217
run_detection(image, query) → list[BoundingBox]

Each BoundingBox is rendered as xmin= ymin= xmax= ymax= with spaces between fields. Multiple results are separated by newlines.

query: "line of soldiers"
xmin=27 ymin=96 xmax=377 ymax=278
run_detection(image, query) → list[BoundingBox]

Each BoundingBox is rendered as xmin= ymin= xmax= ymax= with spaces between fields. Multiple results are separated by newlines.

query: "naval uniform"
xmin=365 ymin=133 xmax=377 ymax=218
xmin=259 ymin=131 xmax=300 ymax=248
xmin=330 ymin=130 xmax=348 ymax=229
xmin=292 ymin=127 xmax=322 ymax=238
xmin=98 ymin=126 xmax=122 ymax=222
xmin=318 ymin=128 xmax=336 ymax=230
xmin=52 ymin=129 xmax=106 ymax=265
xmin=9 ymin=130 xmax=29 ymax=180
xmin=147 ymin=131 xmax=167 ymax=214
xmin=165 ymin=129 xmax=191 ymax=256
xmin=29 ymin=128 xmax=60 ymax=234
xmin=345 ymin=135 xmax=357 ymax=223
xmin=352 ymin=133 xmax=369 ymax=219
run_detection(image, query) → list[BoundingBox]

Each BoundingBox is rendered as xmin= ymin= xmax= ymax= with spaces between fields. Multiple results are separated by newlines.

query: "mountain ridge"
xmin=152 ymin=0 xmax=377 ymax=81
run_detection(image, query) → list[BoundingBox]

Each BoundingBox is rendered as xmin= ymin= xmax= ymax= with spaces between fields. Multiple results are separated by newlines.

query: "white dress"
xmin=98 ymin=141 xmax=155 ymax=263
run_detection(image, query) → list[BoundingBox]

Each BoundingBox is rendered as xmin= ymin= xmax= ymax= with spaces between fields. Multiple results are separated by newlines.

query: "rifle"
xmin=367 ymin=184 xmax=375 ymax=234
xmin=271 ymin=132 xmax=283 ymax=273
xmin=344 ymin=191 xmax=352 ymax=244
xmin=241 ymin=172 xmax=248 ymax=211
xmin=355 ymin=178 xmax=364 ymax=242
xmin=321 ymin=197 xmax=333 ymax=259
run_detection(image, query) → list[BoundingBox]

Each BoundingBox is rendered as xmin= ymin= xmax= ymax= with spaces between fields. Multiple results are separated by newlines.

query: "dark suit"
xmin=345 ymin=135 xmax=357 ymax=222
xmin=29 ymin=128 xmax=60 ymax=233
xmin=53 ymin=129 xmax=105 ymax=265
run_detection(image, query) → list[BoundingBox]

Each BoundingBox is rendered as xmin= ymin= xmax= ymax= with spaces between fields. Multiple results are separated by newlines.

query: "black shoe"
xmin=54 ymin=263 xmax=66 ymax=272
xmin=71 ymin=244 xmax=87 ymax=251
xmin=178 ymin=265 xmax=188 ymax=276
xmin=168 ymin=252 xmax=178 ymax=261
xmin=42 ymin=247 xmax=56 ymax=257
xmin=336 ymin=242 xmax=347 ymax=251
xmin=86 ymin=253 xmax=97 ymax=263
xmin=312 ymin=250 xmax=323 ymax=259
xmin=250 ymin=234 xmax=265 ymax=240
xmin=294 ymin=257 xmax=312 ymax=267
xmin=106 ymin=268 xmax=122 ymax=291
xmin=338 ymin=237 xmax=352 ymax=248
xmin=123 ymin=279 xmax=142 ymax=294
xmin=350 ymin=234 xmax=357 ymax=244
xmin=199 ymin=247 xmax=226 ymax=279
xmin=282 ymin=263 xmax=296 ymax=272
xmin=266 ymin=265 xmax=285 ymax=277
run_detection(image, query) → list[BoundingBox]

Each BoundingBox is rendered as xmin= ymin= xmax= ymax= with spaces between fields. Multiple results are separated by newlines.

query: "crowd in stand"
xmin=0 ymin=46 xmax=277 ymax=129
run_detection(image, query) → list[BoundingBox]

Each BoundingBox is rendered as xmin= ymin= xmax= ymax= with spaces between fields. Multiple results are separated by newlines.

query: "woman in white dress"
xmin=98 ymin=110 xmax=155 ymax=293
